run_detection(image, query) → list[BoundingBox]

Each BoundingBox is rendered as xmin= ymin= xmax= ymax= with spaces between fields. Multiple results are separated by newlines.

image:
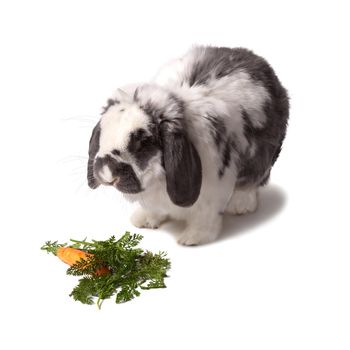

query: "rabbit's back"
xmin=155 ymin=46 xmax=289 ymax=189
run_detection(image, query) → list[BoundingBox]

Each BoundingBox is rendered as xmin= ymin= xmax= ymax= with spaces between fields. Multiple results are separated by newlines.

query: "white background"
xmin=1 ymin=1 xmax=349 ymax=349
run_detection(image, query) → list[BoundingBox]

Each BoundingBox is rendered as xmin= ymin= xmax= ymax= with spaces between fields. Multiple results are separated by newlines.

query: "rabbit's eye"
xmin=128 ymin=128 xmax=148 ymax=153
xmin=134 ymin=140 xmax=142 ymax=151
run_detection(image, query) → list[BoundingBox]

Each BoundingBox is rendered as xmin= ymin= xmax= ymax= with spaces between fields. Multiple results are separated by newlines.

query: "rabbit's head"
xmin=87 ymin=85 xmax=202 ymax=207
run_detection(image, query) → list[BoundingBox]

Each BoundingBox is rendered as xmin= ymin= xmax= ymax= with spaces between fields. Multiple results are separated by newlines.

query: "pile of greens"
xmin=41 ymin=232 xmax=171 ymax=308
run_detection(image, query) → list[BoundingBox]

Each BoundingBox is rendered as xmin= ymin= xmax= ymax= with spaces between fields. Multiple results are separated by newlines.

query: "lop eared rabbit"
xmin=87 ymin=46 xmax=289 ymax=245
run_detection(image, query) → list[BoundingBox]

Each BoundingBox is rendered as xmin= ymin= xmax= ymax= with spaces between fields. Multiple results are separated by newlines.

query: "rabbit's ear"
xmin=160 ymin=119 xmax=202 ymax=207
xmin=114 ymin=88 xmax=132 ymax=103
xmin=133 ymin=83 xmax=202 ymax=206
xmin=87 ymin=122 xmax=101 ymax=189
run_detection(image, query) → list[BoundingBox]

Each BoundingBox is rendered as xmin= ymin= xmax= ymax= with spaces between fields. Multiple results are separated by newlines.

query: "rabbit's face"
xmin=88 ymin=86 xmax=202 ymax=207
xmin=87 ymin=100 xmax=162 ymax=194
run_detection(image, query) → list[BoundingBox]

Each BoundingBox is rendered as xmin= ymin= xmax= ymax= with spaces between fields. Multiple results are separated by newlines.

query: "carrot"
xmin=56 ymin=247 xmax=110 ymax=276
xmin=56 ymin=247 xmax=88 ymax=265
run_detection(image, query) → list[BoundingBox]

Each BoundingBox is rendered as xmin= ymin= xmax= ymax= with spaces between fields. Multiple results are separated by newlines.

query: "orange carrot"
xmin=56 ymin=247 xmax=88 ymax=265
xmin=56 ymin=247 xmax=110 ymax=276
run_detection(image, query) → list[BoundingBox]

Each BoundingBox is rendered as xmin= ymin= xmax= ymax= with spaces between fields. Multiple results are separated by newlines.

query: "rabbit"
xmin=87 ymin=45 xmax=289 ymax=245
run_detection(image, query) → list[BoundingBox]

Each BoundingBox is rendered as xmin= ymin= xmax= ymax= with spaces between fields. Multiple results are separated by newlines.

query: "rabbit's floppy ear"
xmin=133 ymin=83 xmax=202 ymax=206
xmin=160 ymin=118 xmax=202 ymax=207
xmin=87 ymin=122 xmax=101 ymax=189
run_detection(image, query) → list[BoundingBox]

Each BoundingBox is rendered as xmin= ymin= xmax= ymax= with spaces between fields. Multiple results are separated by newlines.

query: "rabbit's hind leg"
xmin=225 ymin=187 xmax=258 ymax=215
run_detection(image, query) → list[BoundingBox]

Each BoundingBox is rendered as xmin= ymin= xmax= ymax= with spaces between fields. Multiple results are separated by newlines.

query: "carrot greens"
xmin=41 ymin=232 xmax=170 ymax=308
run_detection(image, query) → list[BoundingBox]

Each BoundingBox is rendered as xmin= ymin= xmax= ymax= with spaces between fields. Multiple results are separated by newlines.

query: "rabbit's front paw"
xmin=177 ymin=228 xmax=216 ymax=246
xmin=130 ymin=208 xmax=167 ymax=229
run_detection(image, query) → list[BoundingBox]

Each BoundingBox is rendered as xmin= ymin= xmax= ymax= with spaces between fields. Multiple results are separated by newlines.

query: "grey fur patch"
xmin=204 ymin=113 xmax=226 ymax=149
xmin=101 ymin=98 xmax=120 ymax=115
xmin=87 ymin=122 xmax=101 ymax=189
xmin=127 ymin=128 xmax=160 ymax=170
xmin=134 ymin=85 xmax=186 ymax=134
xmin=218 ymin=134 xmax=240 ymax=178
xmin=218 ymin=137 xmax=231 ymax=178
xmin=241 ymin=109 xmax=255 ymax=145
xmin=236 ymin=94 xmax=289 ymax=188
xmin=94 ymin=154 xmax=142 ymax=194
xmin=187 ymin=46 xmax=286 ymax=92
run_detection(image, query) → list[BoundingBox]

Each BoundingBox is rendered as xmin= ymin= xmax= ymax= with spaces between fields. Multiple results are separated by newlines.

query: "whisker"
xmin=60 ymin=116 xmax=98 ymax=130
xmin=65 ymin=165 xmax=87 ymax=173
xmin=58 ymin=155 xmax=88 ymax=164
xmin=70 ymin=170 xmax=87 ymax=177
xmin=76 ymin=124 xmax=98 ymax=130
xmin=74 ymin=181 xmax=89 ymax=195
xmin=72 ymin=164 xmax=87 ymax=170
xmin=61 ymin=115 xmax=98 ymax=122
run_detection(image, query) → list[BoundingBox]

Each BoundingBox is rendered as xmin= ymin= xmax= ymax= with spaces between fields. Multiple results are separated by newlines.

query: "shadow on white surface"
xmin=156 ymin=183 xmax=287 ymax=244
xmin=219 ymin=184 xmax=287 ymax=241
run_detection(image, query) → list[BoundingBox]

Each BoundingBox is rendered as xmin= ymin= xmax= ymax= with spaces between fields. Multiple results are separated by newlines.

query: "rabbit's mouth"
xmin=92 ymin=171 xmax=143 ymax=194
xmin=113 ymin=177 xmax=144 ymax=194
xmin=88 ymin=154 xmax=143 ymax=194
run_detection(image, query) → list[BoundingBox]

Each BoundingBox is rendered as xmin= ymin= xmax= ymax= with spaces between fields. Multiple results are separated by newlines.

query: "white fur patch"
xmin=207 ymin=71 xmax=270 ymax=128
xmin=130 ymin=207 xmax=167 ymax=229
xmin=226 ymin=188 xmax=258 ymax=215
xmin=98 ymin=103 xmax=149 ymax=156
xmin=99 ymin=164 xmax=114 ymax=183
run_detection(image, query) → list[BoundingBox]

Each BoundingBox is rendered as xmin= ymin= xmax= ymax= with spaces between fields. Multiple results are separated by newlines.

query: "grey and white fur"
xmin=87 ymin=46 xmax=289 ymax=245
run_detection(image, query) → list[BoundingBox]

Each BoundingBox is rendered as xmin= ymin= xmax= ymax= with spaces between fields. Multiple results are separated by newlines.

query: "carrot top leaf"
xmin=41 ymin=241 xmax=67 ymax=255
